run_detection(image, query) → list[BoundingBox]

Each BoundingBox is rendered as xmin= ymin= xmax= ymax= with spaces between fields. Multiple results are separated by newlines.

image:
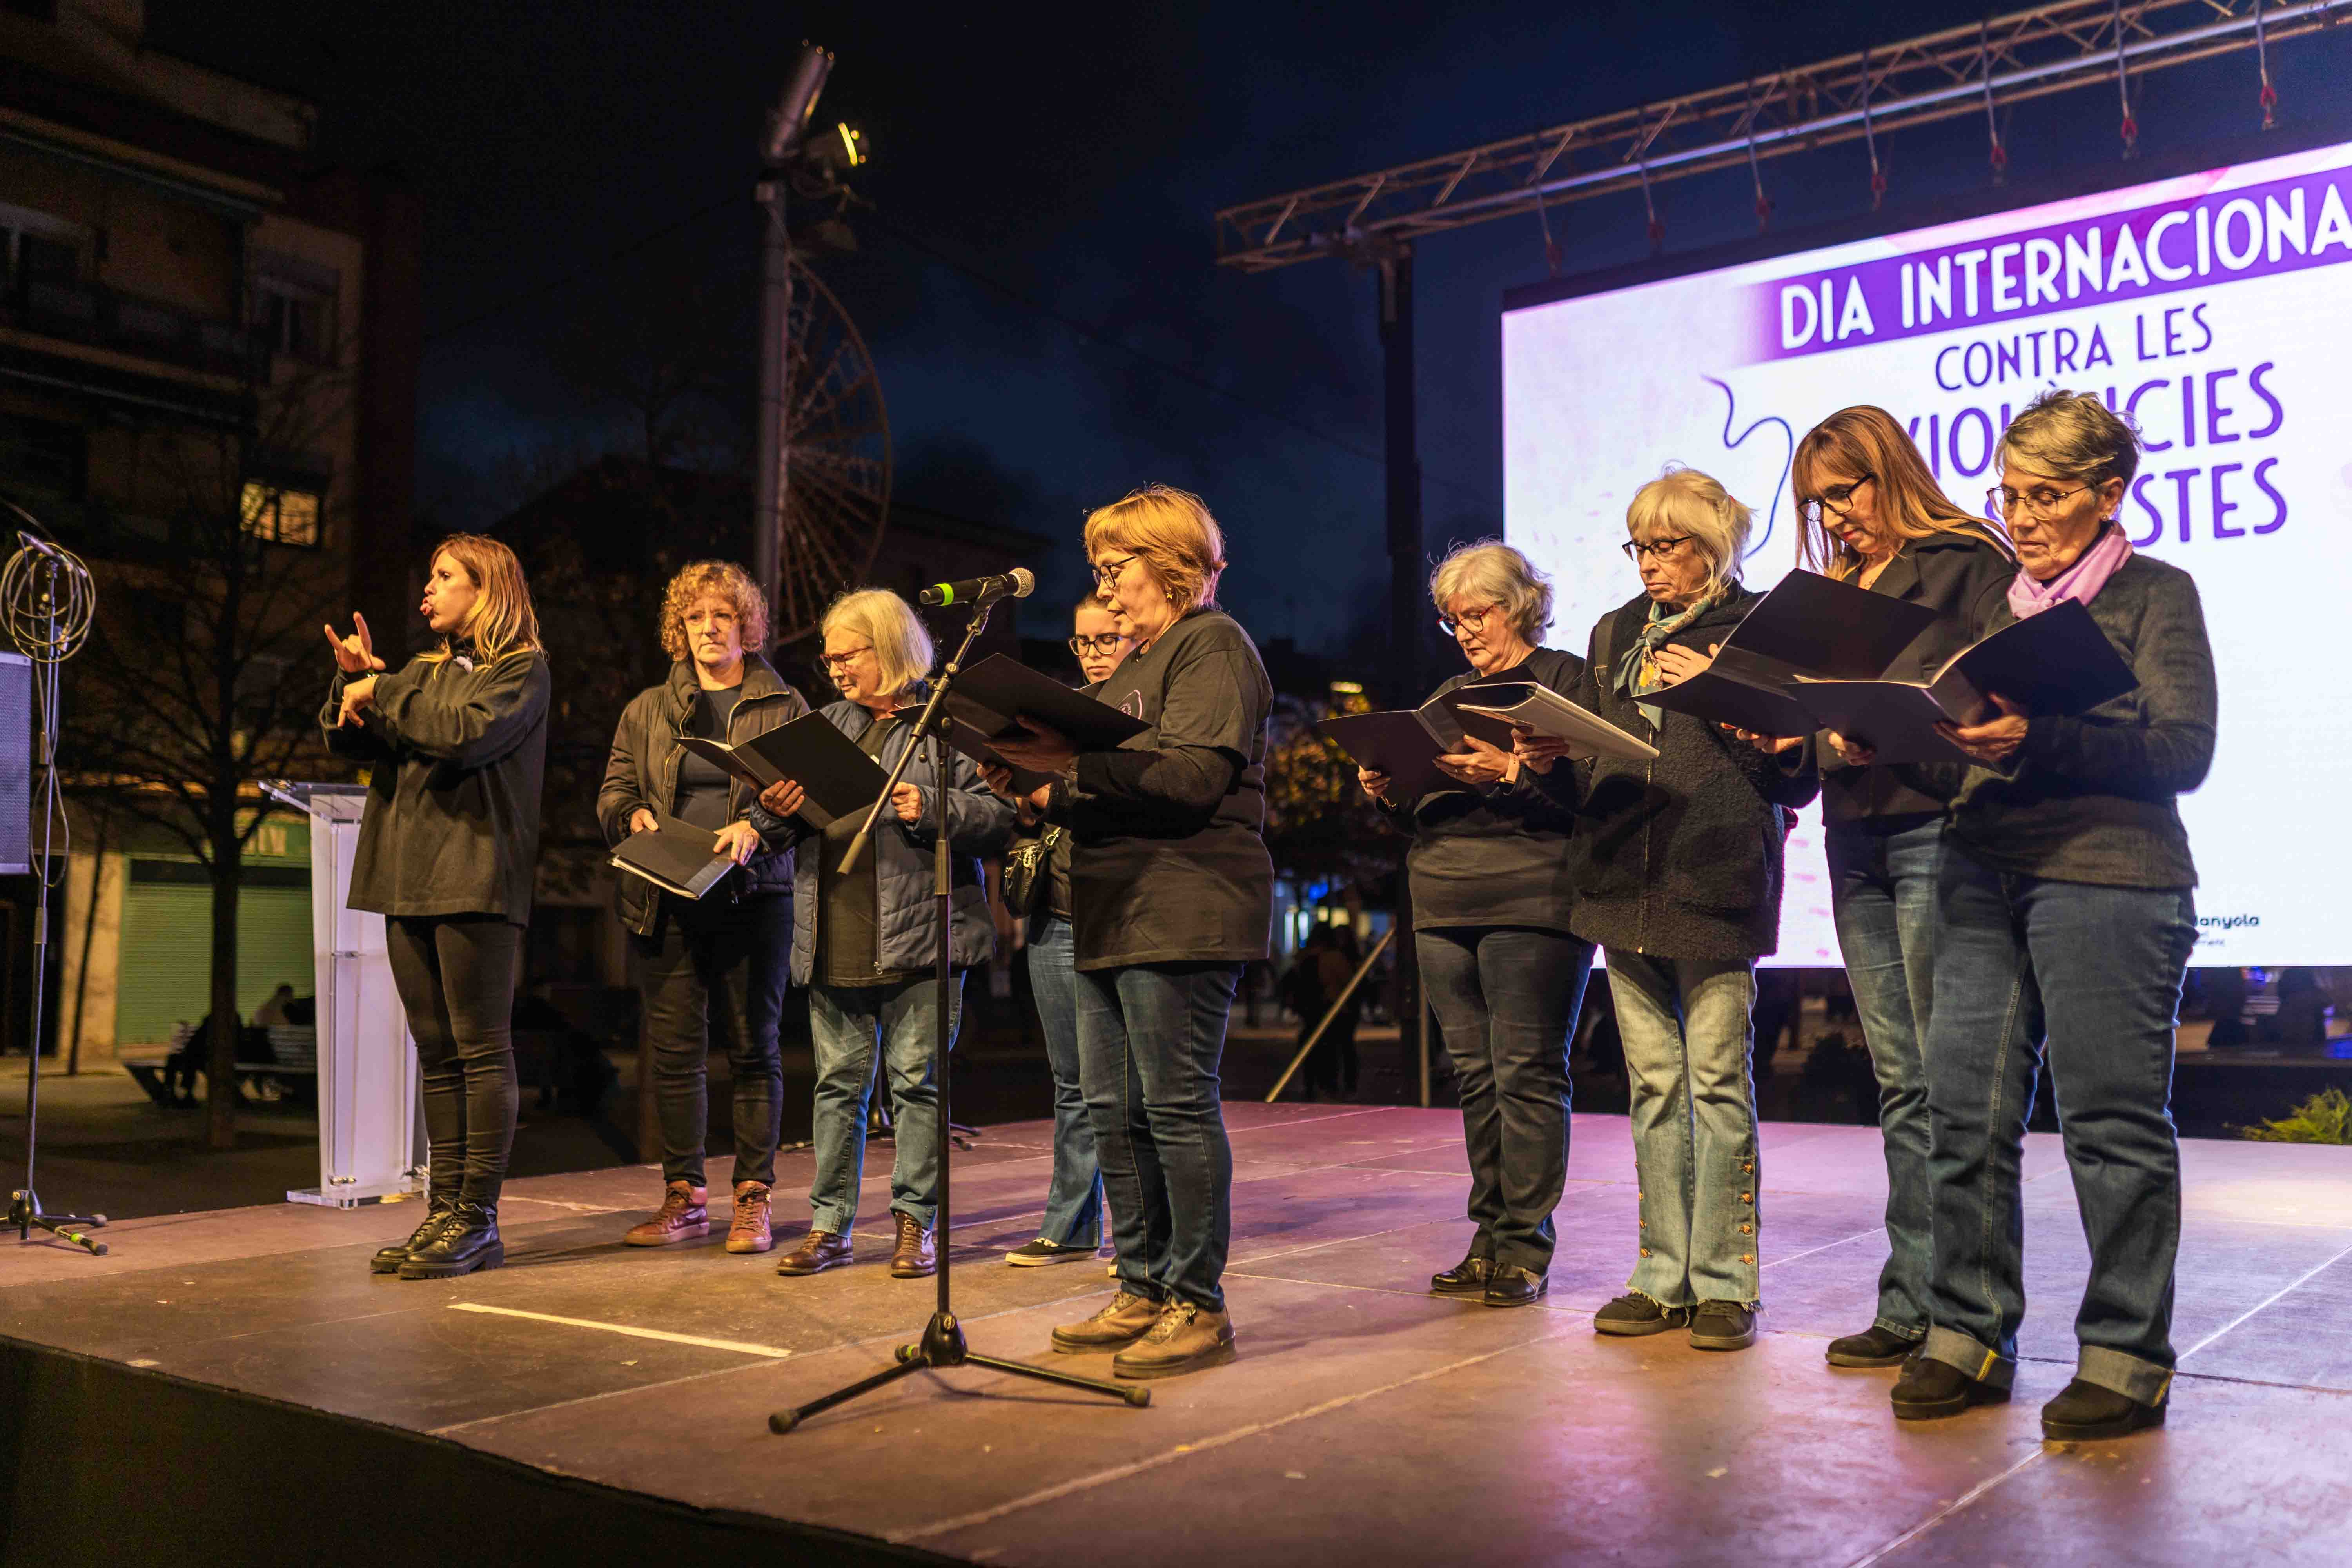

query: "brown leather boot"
xmin=622 ymin=1181 xmax=709 ymax=1247
xmin=775 ymin=1229 xmax=853 ymax=1276
xmin=725 ymin=1181 xmax=774 ymax=1254
xmin=1111 ymin=1299 xmax=1237 ymax=1380
xmin=1049 ymin=1291 xmax=1165 ymax=1353
xmin=890 ymin=1211 xmax=936 ymax=1278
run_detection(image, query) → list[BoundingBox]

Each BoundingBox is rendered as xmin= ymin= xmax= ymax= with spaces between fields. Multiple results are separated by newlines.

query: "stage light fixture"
xmin=766 ymin=41 xmax=834 ymax=162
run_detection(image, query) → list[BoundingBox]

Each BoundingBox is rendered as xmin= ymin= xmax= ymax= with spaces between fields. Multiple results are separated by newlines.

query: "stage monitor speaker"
xmin=0 ymin=652 xmax=29 ymax=875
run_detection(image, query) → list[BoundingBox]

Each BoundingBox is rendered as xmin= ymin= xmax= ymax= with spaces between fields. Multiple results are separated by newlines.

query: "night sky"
xmin=153 ymin=2 xmax=2352 ymax=653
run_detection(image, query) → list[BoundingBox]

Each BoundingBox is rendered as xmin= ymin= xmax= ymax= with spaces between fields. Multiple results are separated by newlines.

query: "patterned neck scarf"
xmin=1613 ymin=586 xmax=1724 ymax=728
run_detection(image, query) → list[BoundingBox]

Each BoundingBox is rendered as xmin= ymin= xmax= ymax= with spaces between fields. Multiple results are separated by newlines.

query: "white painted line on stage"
xmin=896 ymin=1339 xmax=1539 ymax=1544
xmin=1759 ymin=1226 xmax=1883 ymax=1271
xmin=1844 ymin=1449 xmax=2045 ymax=1568
xmin=2179 ymin=1233 xmax=2352 ymax=1362
xmin=499 ymin=1195 xmax=632 ymax=1214
xmin=447 ymin=1302 xmax=793 ymax=1358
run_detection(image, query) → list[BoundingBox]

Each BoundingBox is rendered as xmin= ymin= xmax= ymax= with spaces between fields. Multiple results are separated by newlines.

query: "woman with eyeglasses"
xmin=1768 ymin=407 xmax=2015 ymax=1372
xmin=991 ymin=485 xmax=1274 ymax=1381
xmin=1891 ymin=391 xmax=2214 ymax=1442
xmin=1354 ymin=541 xmax=1592 ymax=1310
xmin=750 ymin=588 xmax=1016 ymax=1282
xmin=986 ymin=596 xmax=1134 ymax=1267
xmin=1516 ymin=468 xmax=1818 ymax=1354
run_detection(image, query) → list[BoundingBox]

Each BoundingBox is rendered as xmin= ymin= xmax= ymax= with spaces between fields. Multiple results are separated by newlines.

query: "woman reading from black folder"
xmin=599 ymin=561 xmax=808 ymax=1257
xmin=1355 ymin=541 xmax=1591 ymax=1310
xmin=1891 ymin=391 xmax=2214 ymax=1442
xmin=990 ymin=485 xmax=1274 ymax=1381
xmin=325 ymin=535 xmax=548 ymax=1281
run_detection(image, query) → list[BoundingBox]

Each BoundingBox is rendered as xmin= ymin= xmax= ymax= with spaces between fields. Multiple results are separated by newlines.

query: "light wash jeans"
xmin=1919 ymin=841 xmax=2195 ymax=1405
xmin=1604 ymin=950 xmax=1762 ymax=1308
xmin=806 ymin=974 xmax=960 ymax=1237
xmin=1026 ymin=916 xmax=1104 ymax=1248
xmin=1826 ymin=815 xmax=1944 ymax=1340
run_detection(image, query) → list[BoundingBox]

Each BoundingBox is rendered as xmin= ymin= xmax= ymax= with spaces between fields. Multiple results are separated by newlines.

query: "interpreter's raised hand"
xmin=1937 ymin=693 xmax=2029 ymax=765
xmin=713 ymin=820 xmax=762 ymax=865
xmin=1435 ymin=733 xmax=1516 ymax=787
xmin=1356 ymin=766 xmax=1392 ymax=801
xmin=989 ymin=719 xmax=1076 ymax=776
xmin=335 ymin=674 xmax=377 ymax=728
xmin=1826 ymin=729 xmax=1877 ymax=768
xmin=1652 ymin=642 xmax=1718 ymax=688
xmin=1725 ymin=725 xmax=1806 ymax=756
xmin=323 ymin=612 xmax=385 ymax=675
xmin=891 ymin=781 xmax=924 ymax=824
xmin=1512 ymin=725 xmax=1575 ymax=773
xmin=628 ymin=807 xmax=659 ymax=835
xmin=759 ymin=778 xmax=806 ymax=818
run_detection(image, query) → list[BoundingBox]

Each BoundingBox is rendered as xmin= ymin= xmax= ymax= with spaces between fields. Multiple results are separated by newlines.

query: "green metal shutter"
xmin=113 ymin=864 xmax=316 ymax=1047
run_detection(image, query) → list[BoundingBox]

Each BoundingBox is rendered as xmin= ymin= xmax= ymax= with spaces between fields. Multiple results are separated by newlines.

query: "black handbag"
xmin=1001 ymin=826 xmax=1060 ymax=918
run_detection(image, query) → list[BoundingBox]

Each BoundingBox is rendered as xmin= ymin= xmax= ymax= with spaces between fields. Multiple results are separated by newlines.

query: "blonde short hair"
xmin=1429 ymin=540 xmax=1552 ymax=642
xmin=658 ymin=560 xmax=769 ymax=662
xmin=2000 ymin=388 xmax=2143 ymax=490
xmin=1082 ymin=484 xmax=1227 ymax=613
xmin=820 ymin=587 xmax=933 ymax=699
xmin=1626 ymin=466 xmax=1752 ymax=595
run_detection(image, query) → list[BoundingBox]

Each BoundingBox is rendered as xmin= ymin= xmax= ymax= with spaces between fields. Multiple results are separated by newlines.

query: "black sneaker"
xmin=1429 ymin=1254 xmax=1496 ymax=1297
xmin=1826 ymin=1324 xmax=1921 ymax=1368
xmin=1005 ymin=1238 xmax=1101 ymax=1268
xmin=1689 ymin=1301 xmax=1757 ymax=1351
xmin=1481 ymin=1265 xmax=1548 ymax=1308
xmin=2040 ymin=1378 xmax=2166 ymax=1441
xmin=1594 ymin=1293 xmax=1692 ymax=1336
xmin=1890 ymin=1355 xmax=2010 ymax=1421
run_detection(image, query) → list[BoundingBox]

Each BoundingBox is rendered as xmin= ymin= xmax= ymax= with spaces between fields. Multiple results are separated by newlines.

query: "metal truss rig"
xmin=1214 ymin=0 xmax=2344 ymax=271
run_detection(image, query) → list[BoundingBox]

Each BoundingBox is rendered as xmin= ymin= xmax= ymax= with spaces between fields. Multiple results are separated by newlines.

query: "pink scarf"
xmin=2008 ymin=521 xmax=2133 ymax=619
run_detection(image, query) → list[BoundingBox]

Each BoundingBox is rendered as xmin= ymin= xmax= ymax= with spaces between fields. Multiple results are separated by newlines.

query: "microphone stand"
xmin=770 ymin=594 xmax=1146 ymax=1433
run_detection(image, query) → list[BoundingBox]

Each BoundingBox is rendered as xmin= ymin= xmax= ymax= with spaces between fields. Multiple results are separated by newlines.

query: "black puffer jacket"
xmin=597 ymin=655 xmax=810 ymax=936
xmin=1546 ymin=586 xmax=1821 ymax=961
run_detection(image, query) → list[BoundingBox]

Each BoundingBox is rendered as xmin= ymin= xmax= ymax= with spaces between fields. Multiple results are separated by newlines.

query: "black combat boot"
xmin=370 ymin=1193 xmax=457 ymax=1275
xmin=397 ymin=1199 xmax=504 ymax=1279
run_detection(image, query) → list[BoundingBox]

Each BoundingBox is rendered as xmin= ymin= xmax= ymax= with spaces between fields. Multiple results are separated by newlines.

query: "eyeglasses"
xmin=1091 ymin=553 xmax=1139 ymax=588
xmin=817 ymin=644 xmax=874 ymax=671
xmin=1621 ymin=534 xmax=1694 ymax=563
xmin=1436 ymin=603 xmax=1504 ymax=639
xmin=1987 ymin=483 xmax=2093 ymax=519
xmin=1068 ymin=633 xmax=1127 ymax=656
xmin=1799 ymin=472 xmax=1875 ymax=526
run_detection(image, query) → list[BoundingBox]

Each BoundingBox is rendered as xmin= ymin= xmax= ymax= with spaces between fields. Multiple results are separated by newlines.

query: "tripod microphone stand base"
xmin=767 ymin=1310 xmax=1150 ymax=1434
xmin=10 ymin=1189 xmax=107 ymax=1255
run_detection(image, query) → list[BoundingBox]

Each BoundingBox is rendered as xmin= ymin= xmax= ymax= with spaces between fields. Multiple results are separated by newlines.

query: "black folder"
xmin=1793 ymin=599 xmax=2137 ymax=766
xmin=1312 ymin=680 xmax=1541 ymax=802
xmin=610 ymin=813 xmax=734 ymax=900
xmin=674 ymin=711 xmax=891 ymax=831
xmin=940 ymin=654 xmax=1152 ymax=752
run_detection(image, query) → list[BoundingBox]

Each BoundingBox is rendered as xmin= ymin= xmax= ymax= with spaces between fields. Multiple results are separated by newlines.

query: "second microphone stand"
xmin=769 ymin=595 xmax=1147 ymax=1432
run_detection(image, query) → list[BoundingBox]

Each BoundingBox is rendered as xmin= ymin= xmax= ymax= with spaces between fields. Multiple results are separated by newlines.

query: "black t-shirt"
xmin=673 ymin=682 xmax=744 ymax=831
xmin=1065 ymin=608 xmax=1274 ymax=970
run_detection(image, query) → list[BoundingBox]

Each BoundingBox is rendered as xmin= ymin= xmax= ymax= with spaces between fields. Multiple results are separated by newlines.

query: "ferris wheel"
xmin=766 ymin=251 xmax=889 ymax=644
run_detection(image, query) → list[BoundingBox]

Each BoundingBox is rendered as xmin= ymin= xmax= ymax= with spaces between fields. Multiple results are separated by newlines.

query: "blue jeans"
xmin=1026 ymin=916 xmax=1104 ymax=1247
xmin=1417 ymin=926 xmax=1593 ymax=1274
xmin=1826 ymin=815 xmax=1944 ymax=1339
xmin=1919 ymin=840 xmax=2195 ymax=1405
xmin=806 ymin=974 xmax=961 ymax=1237
xmin=1075 ymin=961 xmax=1240 ymax=1312
xmin=1605 ymin=950 xmax=1761 ymax=1308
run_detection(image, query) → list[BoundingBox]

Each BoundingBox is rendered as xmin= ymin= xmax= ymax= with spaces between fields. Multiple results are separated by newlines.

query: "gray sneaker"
xmin=1593 ymin=1293 xmax=1693 ymax=1336
xmin=1005 ymin=1237 xmax=1100 ymax=1267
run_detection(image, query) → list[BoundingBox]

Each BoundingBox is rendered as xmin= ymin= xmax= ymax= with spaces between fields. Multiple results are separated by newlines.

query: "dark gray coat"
xmin=1950 ymin=552 xmax=2215 ymax=889
xmin=597 ymin=655 xmax=810 ymax=936
xmin=750 ymin=695 xmax=1016 ymax=986
xmin=324 ymin=648 xmax=550 ymax=923
xmin=1548 ymin=587 xmax=1821 ymax=960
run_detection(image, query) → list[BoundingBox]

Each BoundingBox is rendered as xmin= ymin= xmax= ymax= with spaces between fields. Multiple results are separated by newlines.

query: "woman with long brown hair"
xmin=324 ymin=534 xmax=551 ymax=1280
xmin=1779 ymin=407 xmax=2014 ymax=1371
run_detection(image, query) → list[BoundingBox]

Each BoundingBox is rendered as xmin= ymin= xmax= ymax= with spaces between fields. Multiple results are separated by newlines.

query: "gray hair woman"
xmin=751 ymin=588 xmax=1015 ymax=1282
xmin=1355 ymin=540 xmax=1593 ymax=1308
xmin=1520 ymin=466 xmax=1819 ymax=1352
xmin=1892 ymin=390 xmax=2214 ymax=1441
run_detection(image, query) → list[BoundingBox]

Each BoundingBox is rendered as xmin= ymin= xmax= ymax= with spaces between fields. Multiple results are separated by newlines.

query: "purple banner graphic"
xmin=1747 ymin=165 xmax=2352 ymax=363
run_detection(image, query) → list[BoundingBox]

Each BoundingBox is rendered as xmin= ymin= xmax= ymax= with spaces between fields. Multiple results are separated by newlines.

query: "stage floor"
xmin=7 ymin=1103 xmax=2352 ymax=1565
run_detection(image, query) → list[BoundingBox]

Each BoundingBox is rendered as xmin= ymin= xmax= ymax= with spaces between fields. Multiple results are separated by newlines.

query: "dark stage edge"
xmin=6 ymin=1106 xmax=2352 ymax=1568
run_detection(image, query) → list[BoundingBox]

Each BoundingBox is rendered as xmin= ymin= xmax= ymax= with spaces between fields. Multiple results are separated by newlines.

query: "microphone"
xmin=917 ymin=567 xmax=1034 ymax=608
xmin=16 ymin=531 xmax=62 ymax=559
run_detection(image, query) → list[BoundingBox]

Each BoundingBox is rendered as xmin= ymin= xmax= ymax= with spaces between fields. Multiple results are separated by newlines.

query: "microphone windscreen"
xmin=1009 ymin=567 xmax=1037 ymax=598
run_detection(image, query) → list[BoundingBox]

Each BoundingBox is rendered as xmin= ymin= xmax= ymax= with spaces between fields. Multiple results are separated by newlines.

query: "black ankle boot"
xmin=371 ymin=1194 xmax=457 ymax=1275
xmin=397 ymin=1200 xmax=503 ymax=1279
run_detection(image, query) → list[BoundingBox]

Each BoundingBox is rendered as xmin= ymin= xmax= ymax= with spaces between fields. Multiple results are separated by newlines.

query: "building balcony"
xmin=2 ymin=276 xmax=269 ymax=385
